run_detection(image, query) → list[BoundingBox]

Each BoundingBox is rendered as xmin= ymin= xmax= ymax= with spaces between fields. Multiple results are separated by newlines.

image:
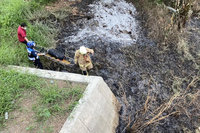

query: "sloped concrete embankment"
xmin=11 ymin=66 xmax=120 ymax=133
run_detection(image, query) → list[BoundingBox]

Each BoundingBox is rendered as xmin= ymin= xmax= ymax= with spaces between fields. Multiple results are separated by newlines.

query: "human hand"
xmin=38 ymin=53 xmax=45 ymax=56
xmin=91 ymin=49 xmax=94 ymax=55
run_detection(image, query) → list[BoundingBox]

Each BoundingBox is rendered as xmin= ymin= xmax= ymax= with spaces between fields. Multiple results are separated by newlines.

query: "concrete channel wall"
xmin=11 ymin=66 xmax=120 ymax=133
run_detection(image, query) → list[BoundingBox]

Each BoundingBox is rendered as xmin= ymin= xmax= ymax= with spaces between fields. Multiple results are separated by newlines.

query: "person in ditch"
xmin=74 ymin=46 xmax=94 ymax=75
xmin=26 ymin=41 xmax=44 ymax=69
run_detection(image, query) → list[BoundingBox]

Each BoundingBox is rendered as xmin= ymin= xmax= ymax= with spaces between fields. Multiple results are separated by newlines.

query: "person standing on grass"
xmin=17 ymin=23 xmax=29 ymax=45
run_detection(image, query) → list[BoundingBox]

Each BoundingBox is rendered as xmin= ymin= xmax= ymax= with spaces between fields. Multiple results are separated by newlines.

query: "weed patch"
xmin=34 ymin=81 xmax=84 ymax=121
xmin=0 ymin=76 xmax=86 ymax=132
xmin=0 ymin=69 xmax=39 ymax=126
xmin=0 ymin=0 xmax=69 ymax=66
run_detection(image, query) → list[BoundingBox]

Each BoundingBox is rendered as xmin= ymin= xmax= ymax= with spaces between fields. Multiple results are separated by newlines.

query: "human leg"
xmin=79 ymin=65 xmax=88 ymax=75
xmin=21 ymin=40 xmax=27 ymax=45
xmin=34 ymin=59 xmax=43 ymax=69
xmin=82 ymin=71 xmax=88 ymax=75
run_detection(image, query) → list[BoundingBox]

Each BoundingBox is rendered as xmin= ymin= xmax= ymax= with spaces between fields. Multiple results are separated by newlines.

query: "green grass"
xmin=0 ymin=0 xmax=58 ymax=66
xmin=34 ymin=82 xmax=84 ymax=121
xmin=33 ymin=0 xmax=58 ymax=5
xmin=0 ymin=42 xmax=31 ymax=66
xmin=0 ymin=69 xmax=39 ymax=125
xmin=0 ymin=0 xmax=76 ymax=130
xmin=0 ymin=69 xmax=85 ymax=129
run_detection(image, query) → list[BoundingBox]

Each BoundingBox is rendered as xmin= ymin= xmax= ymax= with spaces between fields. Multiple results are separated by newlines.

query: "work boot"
xmin=82 ymin=71 xmax=88 ymax=76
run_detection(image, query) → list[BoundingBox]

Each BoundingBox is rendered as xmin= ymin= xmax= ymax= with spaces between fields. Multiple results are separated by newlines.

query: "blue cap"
xmin=27 ymin=41 xmax=35 ymax=48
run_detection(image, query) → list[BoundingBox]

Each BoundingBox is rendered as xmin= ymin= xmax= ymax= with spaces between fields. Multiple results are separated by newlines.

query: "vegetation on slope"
xmin=0 ymin=69 xmax=38 ymax=126
xmin=0 ymin=69 xmax=84 ymax=129
xmin=124 ymin=0 xmax=200 ymax=132
xmin=0 ymin=0 xmax=66 ymax=66
xmin=0 ymin=0 xmax=77 ymax=130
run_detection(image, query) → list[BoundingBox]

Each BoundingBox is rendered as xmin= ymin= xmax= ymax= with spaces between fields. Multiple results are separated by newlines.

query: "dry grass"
xmin=177 ymin=39 xmax=194 ymax=60
xmin=130 ymin=76 xmax=200 ymax=133
xmin=119 ymin=0 xmax=200 ymax=132
xmin=192 ymin=0 xmax=200 ymax=15
xmin=131 ymin=0 xmax=180 ymax=49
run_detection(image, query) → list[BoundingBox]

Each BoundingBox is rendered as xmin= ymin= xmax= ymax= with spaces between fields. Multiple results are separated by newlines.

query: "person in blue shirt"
xmin=26 ymin=41 xmax=44 ymax=69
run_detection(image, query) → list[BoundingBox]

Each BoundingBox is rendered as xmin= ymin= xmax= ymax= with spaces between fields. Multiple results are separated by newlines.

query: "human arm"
xmin=24 ymin=37 xmax=29 ymax=42
xmin=86 ymin=48 xmax=94 ymax=55
xmin=37 ymin=53 xmax=45 ymax=56
xmin=31 ymin=50 xmax=44 ymax=58
xmin=74 ymin=50 xmax=79 ymax=65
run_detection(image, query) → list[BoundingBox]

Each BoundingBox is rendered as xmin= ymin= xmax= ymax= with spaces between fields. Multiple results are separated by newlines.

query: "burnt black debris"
xmin=42 ymin=0 xmax=200 ymax=132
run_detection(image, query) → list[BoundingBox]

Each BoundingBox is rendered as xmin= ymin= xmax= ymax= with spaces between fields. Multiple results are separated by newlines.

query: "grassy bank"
xmin=0 ymin=69 xmax=39 ymax=126
xmin=0 ymin=0 xmax=59 ymax=66
xmin=0 ymin=0 xmax=79 ymax=129
xmin=0 ymin=69 xmax=85 ymax=130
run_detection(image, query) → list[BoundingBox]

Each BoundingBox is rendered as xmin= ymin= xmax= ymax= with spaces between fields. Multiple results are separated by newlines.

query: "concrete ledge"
xmin=10 ymin=66 xmax=120 ymax=133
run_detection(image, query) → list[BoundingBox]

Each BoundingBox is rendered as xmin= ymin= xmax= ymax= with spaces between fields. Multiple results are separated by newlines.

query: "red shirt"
xmin=17 ymin=26 xmax=26 ymax=42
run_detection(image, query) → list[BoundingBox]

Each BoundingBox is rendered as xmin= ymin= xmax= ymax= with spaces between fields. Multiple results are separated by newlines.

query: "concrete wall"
xmin=11 ymin=66 xmax=120 ymax=133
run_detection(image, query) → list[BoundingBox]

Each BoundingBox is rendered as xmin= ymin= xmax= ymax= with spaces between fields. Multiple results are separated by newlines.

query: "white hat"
xmin=80 ymin=46 xmax=87 ymax=54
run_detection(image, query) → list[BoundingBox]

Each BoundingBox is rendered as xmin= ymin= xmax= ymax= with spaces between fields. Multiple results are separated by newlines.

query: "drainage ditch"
xmin=42 ymin=0 xmax=200 ymax=132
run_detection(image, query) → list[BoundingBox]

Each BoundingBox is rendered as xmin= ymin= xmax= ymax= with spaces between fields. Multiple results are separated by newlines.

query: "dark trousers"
xmin=34 ymin=59 xmax=43 ymax=69
xmin=82 ymin=71 xmax=88 ymax=75
xmin=21 ymin=40 xmax=27 ymax=45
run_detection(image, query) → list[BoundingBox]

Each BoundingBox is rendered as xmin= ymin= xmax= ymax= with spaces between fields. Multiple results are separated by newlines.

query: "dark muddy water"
xmin=49 ymin=0 xmax=200 ymax=132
